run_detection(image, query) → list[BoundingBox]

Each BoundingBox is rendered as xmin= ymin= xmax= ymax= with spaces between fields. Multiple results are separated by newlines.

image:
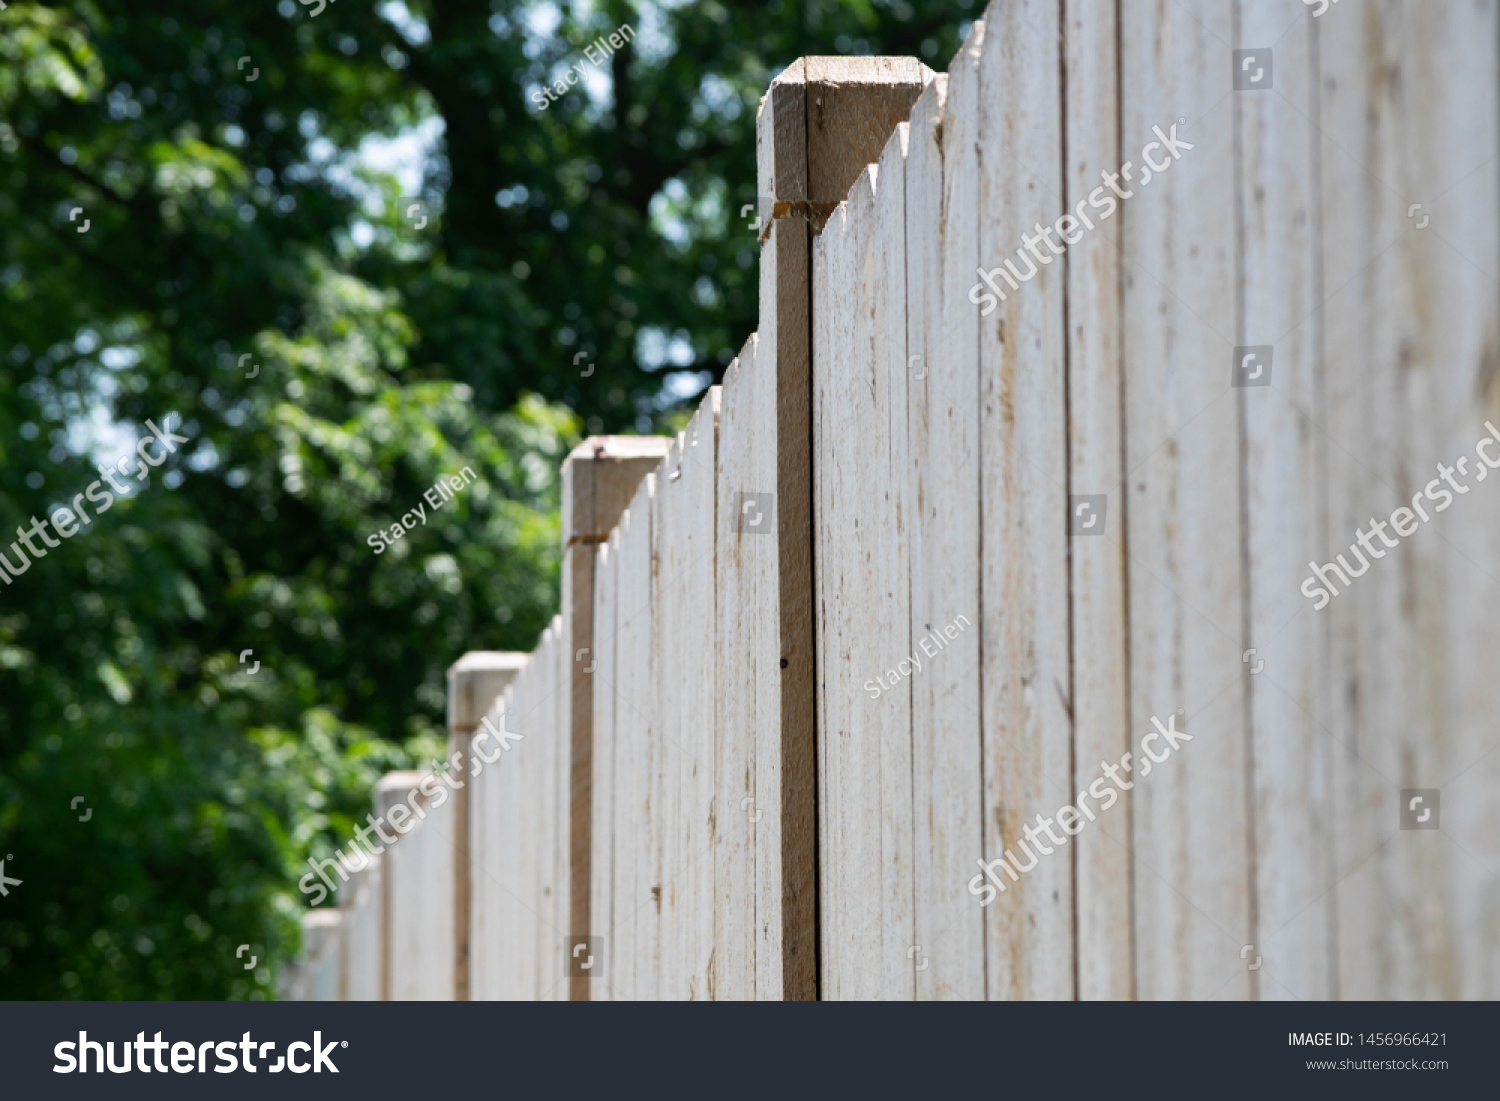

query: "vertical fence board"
xmin=875 ymin=125 xmax=916 ymax=1002
xmin=716 ymin=340 xmax=762 ymax=1000
xmin=1235 ymin=0 xmax=1328 ymax=1003
xmin=682 ymin=393 xmax=721 ymax=999
xmin=812 ymin=149 xmax=915 ymax=998
xmin=590 ymin=535 xmax=619 ymax=1001
xmin=340 ymin=853 xmax=382 ymax=1001
xmin=655 ymin=441 xmax=685 ymax=1000
xmin=907 ymin=54 xmax=987 ymax=1001
xmin=615 ymin=477 xmax=658 ymax=998
xmin=540 ymin=620 xmax=566 ymax=999
xmin=512 ymin=652 xmax=540 ymax=998
xmin=1062 ymin=0 xmax=1132 ymax=1002
xmin=1320 ymin=0 xmax=1500 ymax=1000
xmin=1121 ymin=0 xmax=1249 ymax=1000
xmin=448 ymin=652 xmax=524 ymax=1002
xmin=469 ymin=692 xmax=497 ymax=1000
xmin=610 ymin=505 xmax=640 ymax=1000
xmin=974 ymin=1 xmax=1075 ymax=1000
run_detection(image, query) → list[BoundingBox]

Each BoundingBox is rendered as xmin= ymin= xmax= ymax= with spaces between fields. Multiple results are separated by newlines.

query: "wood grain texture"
xmin=339 ymin=851 xmax=382 ymax=1001
xmin=715 ymin=343 xmax=760 ymax=1000
xmin=510 ymin=642 xmax=540 ymax=998
xmin=904 ymin=68 xmax=987 ymax=1001
xmin=538 ymin=618 xmax=566 ymax=1000
xmin=446 ymin=652 xmax=524 ymax=1001
xmin=812 ymin=150 xmax=917 ymax=999
xmin=874 ymin=122 xmax=916 ymax=1006
xmin=757 ymin=54 xmax=931 ymax=999
xmin=682 ymin=391 xmax=721 ymax=999
xmin=1061 ymin=0 xmax=1132 ymax=1002
xmin=652 ymin=439 xmax=684 ymax=999
xmin=612 ymin=475 xmax=658 ymax=998
xmin=1120 ymin=0 xmax=1250 ymax=1000
xmin=589 ymin=535 xmax=619 ymax=1001
xmin=767 ymin=204 xmax=820 ymax=1003
xmin=974 ymin=2 xmax=1074 ymax=1001
xmin=560 ymin=438 xmax=672 ymax=1000
xmin=1319 ymin=0 xmax=1500 ymax=999
xmin=1235 ymin=0 xmax=1329 ymax=1004
xmin=376 ymin=771 xmax=452 ymax=1000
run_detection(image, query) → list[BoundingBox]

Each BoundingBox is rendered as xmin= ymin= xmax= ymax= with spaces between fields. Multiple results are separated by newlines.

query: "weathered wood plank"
xmin=1061 ymin=0 xmax=1132 ymax=1001
xmin=904 ymin=65 xmax=987 ymax=1000
xmin=1235 ymin=0 xmax=1328 ymax=1004
xmin=715 ymin=340 xmax=761 ymax=1001
xmin=447 ymin=652 xmax=525 ymax=1001
xmin=1120 ymin=0 xmax=1249 ymax=1000
xmin=539 ymin=619 xmax=566 ymax=999
xmin=875 ymin=122 xmax=916 ymax=1002
xmin=681 ymin=391 xmax=721 ymax=999
xmin=612 ymin=475 xmax=658 ymax=998
xmin=1319 ymin=0 xmax=1500 ymax=999
xmin=377 ymin=770 xmax=452 ymax=1000
xmin=813 ymin=150 xmax=917 ymax=998
xmin=589 ymin=534 xmax=619 ymax=1001
xmin=975 ymin=1 xmax=1074 ymax=1000
xmin=653 ymin=439 xmax=684 ymax=1000
xmin=757 ymin=58 xmax=929 ymax=998
xmin=510 ymin=641 xmax=540 ymax=998
xmin=561 ymin=437 xmax=673 ymax=1000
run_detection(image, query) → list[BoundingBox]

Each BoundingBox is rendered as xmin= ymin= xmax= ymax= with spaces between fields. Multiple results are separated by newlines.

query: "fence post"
xmin=755 ymin=55 xmax=929 ymax=1000
xmin=561 ymin=436 xmax=674 ymax=1000
xmin=446 ymin=651 xmax=527 ymax=1000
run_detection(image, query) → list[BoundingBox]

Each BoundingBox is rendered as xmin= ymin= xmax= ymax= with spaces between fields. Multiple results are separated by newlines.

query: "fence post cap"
xmin=563 ymin=435 xmax=674 ymax=466
xmin=447 ymin=651 xmax=528 ymax=731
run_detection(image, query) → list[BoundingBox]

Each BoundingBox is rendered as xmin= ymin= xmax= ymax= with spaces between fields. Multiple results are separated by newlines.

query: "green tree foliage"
xmin=0 ymin=0 xmax=970 ymax=997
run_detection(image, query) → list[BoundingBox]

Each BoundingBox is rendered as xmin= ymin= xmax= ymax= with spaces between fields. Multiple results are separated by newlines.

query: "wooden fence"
xmin=285 ymin=1 xmax=1500 ymax=1000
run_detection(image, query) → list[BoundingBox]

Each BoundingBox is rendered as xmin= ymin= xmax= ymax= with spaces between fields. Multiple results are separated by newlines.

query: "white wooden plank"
xmin=753 ymin=226 xmax=791 ymax=1000
xmin=1061 ymin=0 xmax=1132 ymax=1002
xmin=974 ymin=1 xmax=1075 ymax=1000
xmin=613 ymin=476 xmax=658 ymax=998
xmin=811 ymin=145 xmax=916 ymax=997
xmin=715 ymin=343 xmax=760 ymax=1001
xmin=654 ymin=438 xmax=685 ymax=1000
xmin=875 ymin=123 xmax=919 ymax=1001
xmin=811 ymin=204 xmax=847 ymax=998
xmin=906 ymin=56 xmax=988 ymax=1002
xmin=1234 ymin=0 xmax=1329 ymax=1004
xmin=496 ymin=678 xmax=524 ymax=999
xmin=680 ymin=390 xmax=721 ymax=999
xmin=511 ymin=644 xmax=540 ymax=998
xmin=339 ymin=852 xmax=382 ymax=1001
xmin=590 ymin=534 xmax=619 ymax=1001
xmin=1120 ymin=0 xmax=1249 ymax=1000
xmin=609 ymin=506 xmax=639 ymax=1000
xmin=469 ymin=690 xmax=499 ymax=999
xmin=538 ymin=619 xmax=565 ymax=999
xmin=1320 ymin=0 xmax=1500 ymax=999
